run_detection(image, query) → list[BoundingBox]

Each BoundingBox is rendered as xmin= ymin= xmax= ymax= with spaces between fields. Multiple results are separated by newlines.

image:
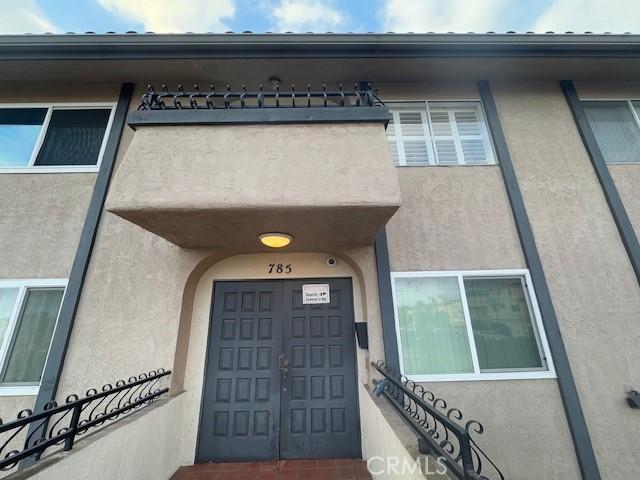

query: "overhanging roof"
xmin=1 ymin=33 xmax=640 ymax=60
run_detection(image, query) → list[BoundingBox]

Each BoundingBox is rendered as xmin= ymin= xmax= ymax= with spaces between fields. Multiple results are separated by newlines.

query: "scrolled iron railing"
xmin=138 ymin=83 xmax=383 ymax=111
xmin=0 ymin=368 xmax=171 ymax=472
xmin=371 ymin=361 xmax=504 ymax=480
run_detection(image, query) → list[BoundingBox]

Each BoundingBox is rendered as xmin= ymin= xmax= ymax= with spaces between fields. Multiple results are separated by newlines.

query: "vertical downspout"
xmin=478 ymin=80 xmax=600 ymax=480
xmin=374 ymin=229 xmax=400 ymax=371
xmin=21 ymin=83 xmax=135 ymax=469
xmin=561 ymin=80 xmax=640 ymax=285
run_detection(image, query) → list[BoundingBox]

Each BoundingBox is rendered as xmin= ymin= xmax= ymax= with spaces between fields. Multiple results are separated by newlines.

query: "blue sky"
xmin=2 ymin=0 xmax=639 ymax=35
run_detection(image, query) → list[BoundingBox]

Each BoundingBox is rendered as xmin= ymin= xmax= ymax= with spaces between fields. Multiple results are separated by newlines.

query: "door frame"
xmin=194 ymin=277 xmax=362 ymax=463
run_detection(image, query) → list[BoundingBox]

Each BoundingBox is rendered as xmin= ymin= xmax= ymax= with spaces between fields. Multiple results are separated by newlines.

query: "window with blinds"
xmin=386 ymin=101 xmax=496 ymax=166
xmin=582 ymin=100 xmax=640 ymax=164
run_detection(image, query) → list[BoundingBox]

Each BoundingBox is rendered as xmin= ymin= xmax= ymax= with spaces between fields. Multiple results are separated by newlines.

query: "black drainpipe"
xmin=561 ymin=80 xmax=640 ymax=286
xmin=22 ymin=83 xmax=135 ymax=469
xmin=374 ymin=228 xmax=400 ymax=372
xmin=478 ymin=80 xmax=600 ymax=480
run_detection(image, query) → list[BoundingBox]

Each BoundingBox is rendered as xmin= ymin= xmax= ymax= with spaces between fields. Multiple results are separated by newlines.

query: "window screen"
xmin=2 ymin=288 xmax=64 ymax=384
xmin=583 ymin=101 xmax=640 ymax=164
xmin=393 ymin=272 xmax=549 ymax=379
xmin=464 ymin=277 xmax=544 ymax=371
xmin=34 ymin=109 xmax=111 ymax=166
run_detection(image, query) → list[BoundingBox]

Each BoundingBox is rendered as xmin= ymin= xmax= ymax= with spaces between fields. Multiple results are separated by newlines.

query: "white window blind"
xmin=387 ymin=110 xmax=433 ymax=165
xmin=386 ymin=101 xmax=496 ymax=166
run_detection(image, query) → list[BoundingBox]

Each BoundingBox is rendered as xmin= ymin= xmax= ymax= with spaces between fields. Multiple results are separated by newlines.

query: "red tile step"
xmin=170 ymin=459 xmax=371 ymax=480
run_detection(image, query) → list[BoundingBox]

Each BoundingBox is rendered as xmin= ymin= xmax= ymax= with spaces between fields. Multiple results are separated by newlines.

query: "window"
xmin=582 ymin=100 xmax=640 ymax=164
xmin=0 ymin=280 xmax=66 ymax=395
xmin=0 ymin=104 xmax=114 ymax=172
xmin=386 ymin=101 xmax=496 ymax=166
xmin=391 ymin=270 xmax=554 ymax=381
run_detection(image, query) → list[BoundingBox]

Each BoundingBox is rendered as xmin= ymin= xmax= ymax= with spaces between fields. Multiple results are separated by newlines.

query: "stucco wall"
xmin=387 ymin=167 xmax=525 ymax=271
xmin=18 ymin=395 xmax=185 ymax=480
xmin=359 ymin=384 xmax=443 ymax=479
xmin=610 ymin=165 xmax=640 ymax=236
xmin=0 ymin=175 xmax=95 ymax=279
xmin=384 ymin=166 xmax=577 ymax=478
xmin=55 ymin=89 xmax=211 ymax=396
xmin=11 ymin=78 xmax=639 ymax=480
xmin=0 ymin=85 xmax=120 ymax=417
xmin=492 ymin=80 xmax=640 ymax=479
xmin=574 ymin=82 xmax=640 ymax=244
xmin=380 ymin=82 xmax=580 ymax=479
xmin=106 ymin=122 xmax=401 ymax=249
xmin=55 ymin=211 xmax=208 ymax=396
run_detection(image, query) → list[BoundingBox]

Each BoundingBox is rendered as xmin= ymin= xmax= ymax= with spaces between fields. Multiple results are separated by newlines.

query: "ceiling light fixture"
xmin=259 ymin=232 xmax=292 ymax=248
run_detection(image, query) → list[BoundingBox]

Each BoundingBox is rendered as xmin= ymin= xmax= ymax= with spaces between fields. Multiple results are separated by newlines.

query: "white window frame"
xmin=385 ymin=100 xmax=497 ymax=167
xmin=0 ymin=102 xmax=116 ymax=174
xmin=390 ymin=269 xmax=556 ymax=382
xmin=0 ymin=279 xmax=67 ymax=396
xmin=580 ymin=98 xmax=640 ymax=166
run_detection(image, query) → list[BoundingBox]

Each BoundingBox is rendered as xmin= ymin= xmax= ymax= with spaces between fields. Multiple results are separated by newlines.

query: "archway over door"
xmin=178 ymin=252 xmax=380 ymax=464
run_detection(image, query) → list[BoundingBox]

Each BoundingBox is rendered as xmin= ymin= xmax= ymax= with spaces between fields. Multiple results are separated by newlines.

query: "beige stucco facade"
xmin=1 ymin=48 xmax=640 ymax=480
xmin=0 ymin=87 xmax=119 ymax=418
xmin=106 ymin=122 xmax=400 ymax=249
xmin=492 ymin=80 xmax=640 ymax=479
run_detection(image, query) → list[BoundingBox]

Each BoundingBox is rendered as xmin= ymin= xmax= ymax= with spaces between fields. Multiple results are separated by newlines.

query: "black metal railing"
xmin=372 ymin=361 xmax=504 ymax=480
xmin=0 ymin=369 xmax=171 ymax=472
xmin=138 ymin=83 xmax=383 ymax=111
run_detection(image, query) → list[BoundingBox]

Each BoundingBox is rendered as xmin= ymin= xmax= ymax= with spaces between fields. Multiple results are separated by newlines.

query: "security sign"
xmin=302 ymin=284 xmax=330 ymax=304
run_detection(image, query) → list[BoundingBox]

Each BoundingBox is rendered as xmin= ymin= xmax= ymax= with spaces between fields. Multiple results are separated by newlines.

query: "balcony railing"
xmin=137 ymin=83 xmax=383 ymax=111
xmin=372 ymin=361 xmax=504 ymax=480
xmin=128 ymin=83 xmax=390 ymax=128
xmin=0 ymin=369 xmax=171 ymax=472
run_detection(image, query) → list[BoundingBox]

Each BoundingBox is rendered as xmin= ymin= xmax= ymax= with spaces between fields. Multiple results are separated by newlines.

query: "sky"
xmin=1 ymin=0 xmax=640 ymax=35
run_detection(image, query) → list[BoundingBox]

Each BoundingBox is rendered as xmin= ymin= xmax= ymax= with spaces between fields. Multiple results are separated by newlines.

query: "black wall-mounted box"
xmin=354 ymin=322 xmax=368 ymax=349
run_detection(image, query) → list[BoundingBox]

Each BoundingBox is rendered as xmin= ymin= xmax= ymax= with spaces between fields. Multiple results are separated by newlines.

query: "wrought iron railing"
xmin=0 ymin=369 xmax=171 ymax=472
xmin=138 ymin=83 xmax=383 ymax=110
xmin=371 ymin=361 xmax=504 ymax=480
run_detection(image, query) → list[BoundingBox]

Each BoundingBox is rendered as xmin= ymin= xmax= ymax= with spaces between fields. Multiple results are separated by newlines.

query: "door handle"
xmin=278 ymin=353 xmax=290 ymax=391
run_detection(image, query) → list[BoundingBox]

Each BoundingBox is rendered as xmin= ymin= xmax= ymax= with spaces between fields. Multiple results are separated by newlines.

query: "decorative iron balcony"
xmin=128 ymin=83 xmax=390 ymax=127
xmin=138 ymin=83 xmax=382 ymax=110
xmin=372 ymin=361 xmax=505 ymax=480
xmin=0 ymin=369 xmax=171 ymax=472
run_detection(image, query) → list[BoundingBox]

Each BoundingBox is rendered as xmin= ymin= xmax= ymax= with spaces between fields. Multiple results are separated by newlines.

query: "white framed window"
xmin=0 ymin=103 xmax=116 ymax=173
xmin=386 ymin=101 xmax=496 ymax=166
xmin=0 ymin=279 xmax=66 ymax=396
xmin=391 ymin=270 xmax=555 ymax=382
xmin=582 ymin=99 xmax=640 ymax=164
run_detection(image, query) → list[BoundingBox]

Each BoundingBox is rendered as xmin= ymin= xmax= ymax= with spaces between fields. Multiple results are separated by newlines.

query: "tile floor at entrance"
xmin=170 ymin=459 xmax=372 ymax=480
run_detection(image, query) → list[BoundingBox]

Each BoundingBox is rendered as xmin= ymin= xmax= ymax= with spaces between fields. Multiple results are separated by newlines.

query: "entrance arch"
xmin=176 ymin=252 xmax=374 ymax=464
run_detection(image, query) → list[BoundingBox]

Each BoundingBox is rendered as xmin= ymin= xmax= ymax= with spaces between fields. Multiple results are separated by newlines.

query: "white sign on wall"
xmin=302 ymin=284 xmax=330 ymax=304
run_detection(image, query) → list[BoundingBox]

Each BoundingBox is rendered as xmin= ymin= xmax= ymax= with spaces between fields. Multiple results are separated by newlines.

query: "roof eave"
xmin=1 ymin=33 xmax=640 ymax=60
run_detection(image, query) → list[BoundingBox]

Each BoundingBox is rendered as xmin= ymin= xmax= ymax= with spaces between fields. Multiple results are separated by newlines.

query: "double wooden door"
xmin=197 ymin=279 xmax=360 ymax=462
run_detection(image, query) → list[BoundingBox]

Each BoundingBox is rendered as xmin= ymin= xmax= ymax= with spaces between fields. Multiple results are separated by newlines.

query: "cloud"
xmin=380 ymin=0 xmax=509 ymax=33
xmin=270 ymin=0 xmax=344 ymax=32
xmin=98 ymin=0 xmax=235 ymax=33
xmin=533 ymin=0 xmax=640 ymax=33
xmin=0 ymin=0 xmax=56 ymax=34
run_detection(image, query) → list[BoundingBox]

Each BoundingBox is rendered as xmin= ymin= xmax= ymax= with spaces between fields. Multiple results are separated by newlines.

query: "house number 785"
xmin=268 ymin=264 xmax=292 ymax=274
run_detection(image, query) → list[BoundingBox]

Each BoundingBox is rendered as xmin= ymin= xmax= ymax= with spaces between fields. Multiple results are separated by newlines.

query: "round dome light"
xmin=259 ymin=233 xmax=292 ymax=248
